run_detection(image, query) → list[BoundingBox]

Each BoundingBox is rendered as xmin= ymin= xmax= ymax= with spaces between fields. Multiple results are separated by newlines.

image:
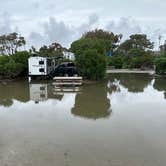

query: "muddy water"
xmin=0 ymin=74 xmax=166 ymax=166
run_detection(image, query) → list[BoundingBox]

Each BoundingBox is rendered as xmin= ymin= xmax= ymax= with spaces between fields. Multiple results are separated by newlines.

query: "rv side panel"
xmin=28 ymin=57 xmax=47 ymax=76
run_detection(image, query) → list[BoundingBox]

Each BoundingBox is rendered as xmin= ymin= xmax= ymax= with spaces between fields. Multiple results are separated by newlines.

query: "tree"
xmin=0 ymin=32 xmax=26 ymax=55
xmin=155 ymin=57 xmax=166 ymax=75
xmin=38 ymin=42 xmax=67 ymax=58
xmin=75 ymin=49 xmax=106 ymax=80
xmin=0 ymin=51 xmax=30 ymax=78
xmin=108 ymin=55 xmax=124 ymax=69
xmin=82 ymin=29 xmax=122 ymax=53
xmin=71 ymin=30 xmax=122 ymax=57
xmin=119 ymin=34 xmax=154 ymax=52
xmin=71 ymin=29 xmax=122 ymax=80
xmin=71 ymin=38 xmax=107 ymax=56
xmin=112 ymin=34 xmax=155 ymax=69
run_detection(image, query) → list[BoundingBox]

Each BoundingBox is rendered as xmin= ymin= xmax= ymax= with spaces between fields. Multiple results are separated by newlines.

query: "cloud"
xmin=77 ymin=13 xmax=99 ymax=35
xmin=105 ymin=17 xmax=142 ymax=40
xmin=0 ymin=12 xmax=13 ymax=34
xmin=28 ymin=13 xmax=99 ymax=48
xmin=43 ymin=17 xmax=74 ymax=46
xmin=0 ymin=9 xmax=166 ymax=50
xmin=104 ymin=17 xmax=166 ymax=48
xmin=28 ymin=17 xmax=74 ymax=48
xmin=32 ymin=2 xmax=40 ymax=9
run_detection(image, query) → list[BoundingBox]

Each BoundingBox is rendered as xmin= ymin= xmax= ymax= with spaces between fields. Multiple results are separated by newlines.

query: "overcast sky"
xmin=1 ymin=0 xmax=166 ymax=49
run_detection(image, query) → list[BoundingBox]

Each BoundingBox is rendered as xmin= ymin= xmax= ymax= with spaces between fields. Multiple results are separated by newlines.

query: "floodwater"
xmin=0 ymin=74 xmax=166 ymax=166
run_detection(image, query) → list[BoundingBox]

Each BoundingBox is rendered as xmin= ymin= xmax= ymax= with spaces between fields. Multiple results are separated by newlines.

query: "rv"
xmin=28 ymin=56 xmax=56 ymax=77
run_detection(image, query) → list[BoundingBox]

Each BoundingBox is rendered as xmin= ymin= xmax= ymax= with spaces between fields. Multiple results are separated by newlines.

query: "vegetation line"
xmin=0 ymin=29 xmax=166 ymax=80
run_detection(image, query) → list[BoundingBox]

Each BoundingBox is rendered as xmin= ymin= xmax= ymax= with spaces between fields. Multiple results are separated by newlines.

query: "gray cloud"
xmin=0 ymin=12 xmax=13 ymax=34
xmin=105 ymin=17 xmax=142 ymax=40
xmin=43 ymin=17 xmax=74 ymax=46
xmin=105 ymin=17 xmax=166 ymax=48
xmin=28 ymin=13 xmax=99 ymax=48
xmin=0 ymin=0 xmax=166 ymax=50
xmin=27 ymin=14 xmax=166 ymax=50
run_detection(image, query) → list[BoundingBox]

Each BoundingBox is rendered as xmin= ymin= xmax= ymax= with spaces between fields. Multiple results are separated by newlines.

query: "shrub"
xmin=0 ymin=51 xmax=30 ymax=78
xmin=0 ymin=56 xmax=10 ymax=76
xmin=75 ymin=49 xmax=106 ymax=80
xmin=12 ymin=51 xmax=30 ymax=66
xmin=155 ymin=57 xmax=166 ymax=75
xmin=3 ymin=59 xmax=24 ymax=78
xmin=108 ymin=56 xmax=123 ymax=69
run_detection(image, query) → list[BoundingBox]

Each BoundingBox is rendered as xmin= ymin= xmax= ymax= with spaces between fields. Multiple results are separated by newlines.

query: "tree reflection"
xmin=72 ymin=82 xmax=111 ymax=120
xmin=153 ymin=78 xmax=166 ymax=99
xmin=0 ymin=80 xmax=29 ymax=107
xmin=108 ymin=74 xmax=153 ymax=93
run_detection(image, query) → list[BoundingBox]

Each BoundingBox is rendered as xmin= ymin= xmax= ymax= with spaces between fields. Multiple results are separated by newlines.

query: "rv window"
xmin=39 ymin=61 xmax=44 ymax=65
xmin=39 ymin=68 xmax=44 ymax=72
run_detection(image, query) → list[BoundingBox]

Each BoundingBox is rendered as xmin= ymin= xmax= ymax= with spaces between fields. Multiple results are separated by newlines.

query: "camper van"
xmin=28 ymin=57 xmax=56 ymax=77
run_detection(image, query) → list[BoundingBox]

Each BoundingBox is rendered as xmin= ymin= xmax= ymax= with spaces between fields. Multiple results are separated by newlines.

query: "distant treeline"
xmin=0 ymin=30 xmax=166 ymax=80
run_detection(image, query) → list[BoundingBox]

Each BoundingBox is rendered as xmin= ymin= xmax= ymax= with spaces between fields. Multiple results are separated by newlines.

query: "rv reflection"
xmin=29 ymin=83 xmax=81 ymax=104
xmin=29 ymin=84 xmax=48 ymax=103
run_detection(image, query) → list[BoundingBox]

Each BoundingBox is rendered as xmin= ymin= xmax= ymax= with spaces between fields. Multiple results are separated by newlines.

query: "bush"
xmin=75 ymin=49 xmax=106 ymax=80
xmin=0 ymin=56 xmax=10 ymax=76
xmin=109 ymin=50 xmax=154 ymax=69
xmin=108 ymin=56 xmax=123 ymax=69
xmin=155 ymin=57 xmax=166 ymax=75
xmin=129 ymin=55 xmax=154 ymax=69
xmin=0 ymin=51 xmax=30 ymax=78
xmin=12 ymin=51 xmax=30 ymax=75
xmin=12 ymin=51 xmax=30 ymax=66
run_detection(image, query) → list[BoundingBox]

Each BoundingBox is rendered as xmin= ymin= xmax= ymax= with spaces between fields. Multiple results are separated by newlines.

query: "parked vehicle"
xmin=51 ymin=62 xmax=78 ymax=77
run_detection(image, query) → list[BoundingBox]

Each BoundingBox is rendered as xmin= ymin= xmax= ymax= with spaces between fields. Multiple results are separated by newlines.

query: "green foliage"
xmin=113 ymin=34 xmax=155 ymax=70
xmin=71 ymin=38 xmax=107 ymax=56
xmin=123 ymin=49 xmax=154 ymax=69
xmin=0 ymin=51 xmax=31 ymax=78
xmin=71 ymin=29 xmax=121 ymax=80
xmin=160 ymin=51 xmax=166 ymax=57
xmin=119 ymin=34 xmax=154 ymax=52
xmin=108 ymin=56 xmax=124 ymax=69
xmin=35 ymin=43 xmax=67 ymax=58
xmin=12 ymin=51 xmax=30 ymax=66
xmin=128 ymin=48 xmax=146 ymax=57
xmin=108 ymin=52 xmax=154 ymax=69
xmin=155 ymin=57 xmax=166 ymax=75
xmin=4 ymin=59 xmax=24 ymax=77
xmin=82 ymin=29 xmax=122 ymax=51
xmin=129 ymin=55 xmax=154 ymax=69
xmin=71 ymin=29 xmax=122 ymax=56
xmin=75 ymin=49 xmax=106 ymax=80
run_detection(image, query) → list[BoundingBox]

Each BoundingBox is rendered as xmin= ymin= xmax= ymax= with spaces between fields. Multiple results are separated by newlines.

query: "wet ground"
xmin=0 ymin=74 xmax=166 ymax=166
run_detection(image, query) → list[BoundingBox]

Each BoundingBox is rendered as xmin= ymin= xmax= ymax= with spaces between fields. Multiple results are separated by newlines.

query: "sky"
xmin=0 ymin=0 xmax=166 ymax=49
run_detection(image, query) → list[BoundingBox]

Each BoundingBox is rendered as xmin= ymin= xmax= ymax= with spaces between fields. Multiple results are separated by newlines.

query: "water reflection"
xmin=72 ymin=82 xmax=111 ymax=120
xmin=0 ymin=75 xmax=166 ymax=166
xmin=108 ymin=74 xmax=153 ymax=93
xmin=29 ymin=82 xmax=82 ymax=103
xmin=29 ymin=83 xmax=48 ymax=103
xmin=0 ymin=74 xmax=166 ymax=120
xmin=0 ymin=80 xmax=29 ymax=107
xmin=153 ymin=77 xmax=166 ymax=99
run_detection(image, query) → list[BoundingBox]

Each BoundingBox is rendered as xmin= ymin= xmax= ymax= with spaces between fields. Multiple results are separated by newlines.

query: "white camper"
xmin=28 ymin=57 xmax=55 ymax=76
